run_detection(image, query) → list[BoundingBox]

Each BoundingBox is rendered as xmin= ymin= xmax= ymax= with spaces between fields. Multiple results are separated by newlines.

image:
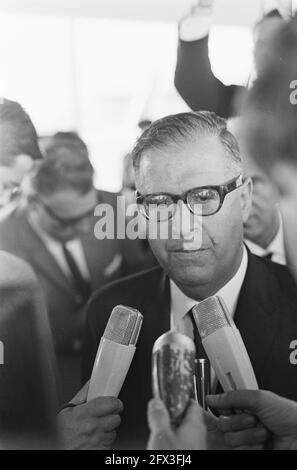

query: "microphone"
xmin=192 ymin=296 xmax=258 ymax=392
xmin=152 ymin=332 xmax=196 ymax=425
xmin=87 ymin=305 xmax=143 ymax=401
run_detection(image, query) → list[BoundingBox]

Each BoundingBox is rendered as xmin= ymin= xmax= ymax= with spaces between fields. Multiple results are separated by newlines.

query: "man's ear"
xmin=240 ymin=177 xmax=253 ymax=224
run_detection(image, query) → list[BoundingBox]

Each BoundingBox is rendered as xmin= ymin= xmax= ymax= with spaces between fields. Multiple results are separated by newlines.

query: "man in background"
xmin=228 ymin=118 xmax=286 ymax=265
xmin=175 ymin=0 xmax=290 ymax=116
xmin=0 ymin=141 xmax=122 ymax=403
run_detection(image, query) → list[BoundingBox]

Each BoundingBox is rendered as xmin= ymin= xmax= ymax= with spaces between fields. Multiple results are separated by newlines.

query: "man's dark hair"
xmin=132 ymin=111 xmax=242 ymax=175
xmin=0 ymin=98 xmax=42 ymax=165
xmin=138 ymin=119 xmax=152 ymax=132
xmin=49 ymin=131 xmax=89 ymax=159
xmin=32 ymin=142 xmax=94 ymax=197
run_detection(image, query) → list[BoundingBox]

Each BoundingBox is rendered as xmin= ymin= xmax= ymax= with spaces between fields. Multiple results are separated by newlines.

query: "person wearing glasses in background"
xmin=82 ymin=111 xmax=297 ymax=449
xmin=0 ymin=141 xmax=123 ymax=405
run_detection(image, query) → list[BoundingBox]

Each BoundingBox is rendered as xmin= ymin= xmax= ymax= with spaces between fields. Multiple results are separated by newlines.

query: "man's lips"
xmin=167 ymin=247 xmax=210 ymax=254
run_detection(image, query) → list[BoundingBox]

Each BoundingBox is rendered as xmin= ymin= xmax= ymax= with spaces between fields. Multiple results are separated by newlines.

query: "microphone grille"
xmin=103 ymin=305 xmax=143 ymax=345
xmin=192 ymin=296 xmax=230 ymax=339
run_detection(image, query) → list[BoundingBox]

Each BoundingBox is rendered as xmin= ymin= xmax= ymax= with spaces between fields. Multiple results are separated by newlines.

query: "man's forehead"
xmin=137 ymin=136 xmax=229 ymax=191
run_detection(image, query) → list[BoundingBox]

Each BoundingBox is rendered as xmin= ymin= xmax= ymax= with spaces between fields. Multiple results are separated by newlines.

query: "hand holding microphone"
xmin=148 ymin=330 xmax=262 ymax=450
xmin=58 ymin=381 xmax=123 ymax=450
xmin=207 ymin=390 xmax=297 ymax=450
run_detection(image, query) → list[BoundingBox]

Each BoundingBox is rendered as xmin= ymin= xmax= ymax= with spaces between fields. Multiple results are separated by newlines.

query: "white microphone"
xmin=152 ymin=332 xmax=196 ymax=424
xmin=192 ymin=296 xmax=258 ymax=391
xmin=87 ymin=305 xmax=143 ymax=401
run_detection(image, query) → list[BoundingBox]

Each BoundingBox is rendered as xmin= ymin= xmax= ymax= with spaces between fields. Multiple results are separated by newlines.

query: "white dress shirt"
xmin=28 ymin=211 xmax=90 ymax=282
xmin=170 ymin=246 xmax=248 ymax=337
xmin=245 ymin=217 xmax=286 ymax=266
xmin=170 ymin=246 xmax=248 ymax=391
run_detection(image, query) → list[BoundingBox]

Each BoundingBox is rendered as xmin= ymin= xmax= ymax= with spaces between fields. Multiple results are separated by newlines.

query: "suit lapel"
xmin=234 ymin=252 xmax=281 ymax=387
xmin=132 ymin=270 xmax=170 ymax=404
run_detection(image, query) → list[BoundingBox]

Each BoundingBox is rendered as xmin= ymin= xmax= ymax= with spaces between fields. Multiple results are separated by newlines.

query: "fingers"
xmin=147 ymin=399 xmax=175 ymax=450
xmin=218 ymin=413 xmax=258 ymax=432
xmin=100 ymin=431 xmax=117 ymax=448
xmin=224 ymin=426 xmax=270 ymax=449
xmin=96 ymin=413 xmax=122 ymax=433
xmin=147 ymin=399 xmax=171 ymax=434
xmin=86 ymin=396 xmax=124 ymax=417
xmin=182 ymin=399 xmax=204 ymax=427
xmin=206 ymin=391 xmax=263 ymax=414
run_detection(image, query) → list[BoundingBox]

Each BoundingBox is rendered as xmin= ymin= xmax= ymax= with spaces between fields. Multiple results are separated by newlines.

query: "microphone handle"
xmin=87 ymin=338 xmax=136 ymax=401
xmin=193 ymin=358 xmax=211 ymax=410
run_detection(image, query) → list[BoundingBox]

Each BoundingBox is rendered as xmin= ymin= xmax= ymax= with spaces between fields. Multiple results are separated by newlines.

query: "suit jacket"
xmin=82 ymin=251 xmax=297 ymax=449
xmin=175 ymin=35 xmax=245 ymax=118
xmin=0 ymin=252 xmax=58 ymax=447
xmin=0 ymin=191 xmax=123 ymax=403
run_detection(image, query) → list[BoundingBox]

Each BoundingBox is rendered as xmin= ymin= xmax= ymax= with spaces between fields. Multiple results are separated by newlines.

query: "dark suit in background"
xmin=0 ymin=192 xmax=123 ymax=404
xmin=82 ymin=252 xmax=297 ymax=449
xmin=175 ymin=35 xmax=245 ymax=117
xmin=0 ymin=252 xmax=58 ymax=448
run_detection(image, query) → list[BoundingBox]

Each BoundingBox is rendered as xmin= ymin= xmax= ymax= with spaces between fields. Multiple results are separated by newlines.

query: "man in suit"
xmin=175 ymin=1 xmax=288 ymax=117
xmin=0 ymin=143 xmax=123 ymax=404
xmin=82 ymin=111 xmax=297 ymax=449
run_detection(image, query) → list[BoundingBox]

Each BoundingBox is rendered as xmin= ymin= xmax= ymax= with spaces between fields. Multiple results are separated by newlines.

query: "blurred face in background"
xmin=269 ymin=162 xmax=297 ymax=276
xmin=136 ymin=135 xmax=252 ymax=300
xmin=31 ymin=188 xmax=97 ymax=242
xmin=243 ymin=157 xmax=280 ymax=249
xmin=0 ymin=154 xmax=34 ymax=208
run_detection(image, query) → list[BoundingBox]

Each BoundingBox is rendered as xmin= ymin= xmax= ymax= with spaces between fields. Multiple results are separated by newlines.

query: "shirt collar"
xmin=244 ymin=212 xmax=285 ymax=260
xmin=170 ymin=245 xmax=248 ymax=326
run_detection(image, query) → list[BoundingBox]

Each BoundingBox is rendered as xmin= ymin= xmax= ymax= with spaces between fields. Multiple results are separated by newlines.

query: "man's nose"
xmin=171 ymin=200 xmax=202 ymax=240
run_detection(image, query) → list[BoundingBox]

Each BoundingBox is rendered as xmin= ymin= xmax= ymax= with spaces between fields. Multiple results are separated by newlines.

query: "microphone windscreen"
xmin=192 ymin=296 xmax=230 ymax=338
xmin=103 ymin=305 xmax=143 ymax=346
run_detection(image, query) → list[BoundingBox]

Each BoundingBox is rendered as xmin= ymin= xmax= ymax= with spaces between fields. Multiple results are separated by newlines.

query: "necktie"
xmin=62 ymin=244 xmax=91 ymax=302
xmin=188 ymin=308 xmax=208 ymax=360
xmin=264 ymin=252 xmax=273 ymax=261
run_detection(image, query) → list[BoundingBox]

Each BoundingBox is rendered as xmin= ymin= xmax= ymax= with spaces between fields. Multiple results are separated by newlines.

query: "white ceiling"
xmin=0 ymin=0 xmax=262 ymax=26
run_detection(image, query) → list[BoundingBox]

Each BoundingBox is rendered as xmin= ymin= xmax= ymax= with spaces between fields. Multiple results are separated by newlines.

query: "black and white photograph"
xmin=0 ymin=0 xmax=297 ymax=454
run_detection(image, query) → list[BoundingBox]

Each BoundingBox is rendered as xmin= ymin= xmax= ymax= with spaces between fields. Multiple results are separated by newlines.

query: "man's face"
xmin=244 ymin=160 xmax=280 ymax=249
xmin=136 ymin=136 xmax=252 ymax=298
xmin=32 ymin=188 xmax=97 ymax=242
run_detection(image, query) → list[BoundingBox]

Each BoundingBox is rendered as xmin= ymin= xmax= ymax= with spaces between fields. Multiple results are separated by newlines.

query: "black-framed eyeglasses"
xmin=136 ymin=175 xmax=244 ymax=222
xmin=36 ymin=198 xmax=95 ymax=228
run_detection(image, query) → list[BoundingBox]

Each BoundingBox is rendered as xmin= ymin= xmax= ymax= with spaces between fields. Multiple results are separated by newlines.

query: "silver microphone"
xmin=152 ymin=331 xmax=196 ymax=425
